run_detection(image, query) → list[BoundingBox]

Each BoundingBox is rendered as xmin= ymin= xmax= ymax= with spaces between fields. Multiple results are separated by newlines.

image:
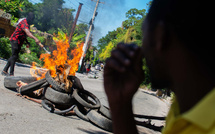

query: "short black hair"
xmin=147 ymin=0 xmax=214 ymax=71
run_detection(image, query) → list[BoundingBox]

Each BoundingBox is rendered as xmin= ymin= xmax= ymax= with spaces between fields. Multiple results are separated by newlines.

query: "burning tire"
xmin=45 ymin=71 xmax=66 ymax=93
xmin=99 ymin=105 xmax=112 ymax=120
xmin=87 ymin=110 xmax=113 ymax=132
xmin=44 ymin=87 xmax=74 ymax=105
xmin=18 ymin=78 xmax=48 ymax=95
xmin=72 ymin=89 xmax=101 ymax=109
xmin=41 ymin=99 xmax=75 ymax=115
xmin=4 ymin=76 xmax=37 ymax=89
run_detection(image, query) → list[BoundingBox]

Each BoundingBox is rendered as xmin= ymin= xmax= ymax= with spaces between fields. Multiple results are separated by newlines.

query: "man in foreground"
xmin=104 ymin=0 xmax=215 ymax=134
xmin=1 ymin=12 xmax=43 ymax=76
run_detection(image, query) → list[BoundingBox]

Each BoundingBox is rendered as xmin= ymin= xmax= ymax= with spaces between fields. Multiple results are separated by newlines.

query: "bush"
xmin=19 ymin=52 xmax=43 ymax=67
xmin=18 ymin=33 xmax=45 ymax=66
xmin=0 ymin=37 xmax=11 ymax=59
xmin=140 ymin=59 xmax=151 ymax=87
xmin=26 ymin=34 xmax=45 ymax=57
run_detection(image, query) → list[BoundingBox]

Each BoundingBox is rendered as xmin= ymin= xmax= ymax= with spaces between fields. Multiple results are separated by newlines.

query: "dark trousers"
xmin=3 ymin=41 xmax=21 ymax=75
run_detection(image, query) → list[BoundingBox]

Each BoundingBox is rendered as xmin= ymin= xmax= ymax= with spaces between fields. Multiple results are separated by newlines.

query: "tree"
xmin=0 ymin=0 xmax=25 ymax=18
xmin=97 ymin=30 xmax=118 ymax=53
xmin=122 ymin=8 xmax=146 ymax=29
xmin=99 ymin=41 xmax=114 ymax=61
xmin=74 ymin=23 xmax=88 ymax=36
xmin=32 ymin=0 xmax=75 ymax=35
xmin=97 ymin=6 xmax=152 ymax=86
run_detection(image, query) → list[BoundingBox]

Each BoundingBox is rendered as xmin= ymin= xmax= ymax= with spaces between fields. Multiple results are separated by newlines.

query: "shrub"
xmin=19 ymin=52 xmax=43 ymax=67
xmin=0 ymin=37 xmax=11 ymax=59
xmin=26 ymin=34 xmax=45 ymax=57
xmin=18 ymin=33 xmax=45 ymax=66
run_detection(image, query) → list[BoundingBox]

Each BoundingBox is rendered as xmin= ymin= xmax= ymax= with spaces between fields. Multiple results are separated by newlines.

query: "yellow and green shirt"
xmin=162 ymin=88 xmax=215 ymax=134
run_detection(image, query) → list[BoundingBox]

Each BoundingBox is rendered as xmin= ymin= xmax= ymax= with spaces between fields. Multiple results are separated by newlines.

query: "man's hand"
xmin=38 ymin=42 xmax=44 ymax=48
xmin=23 ymin=28 xmax=41 ymax=46
xmin=35 ymin=38 xmax=41 ymax=46
xmin=104 ymin=43 xmax=144 ymax=134
xmin=104 ymin=43 xmax=145 ymax=104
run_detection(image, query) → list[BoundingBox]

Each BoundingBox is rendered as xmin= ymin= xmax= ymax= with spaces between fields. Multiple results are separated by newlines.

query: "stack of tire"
xmin=4 ymin=71 xmax=113 ymax=132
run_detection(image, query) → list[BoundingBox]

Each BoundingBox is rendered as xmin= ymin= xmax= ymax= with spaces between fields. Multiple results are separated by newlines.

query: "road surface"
xmin=0 ymin=59 xmax=169 ymax=134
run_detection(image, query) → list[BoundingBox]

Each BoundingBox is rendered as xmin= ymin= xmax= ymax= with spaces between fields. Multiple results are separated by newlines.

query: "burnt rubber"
xmin=87 ymin=110 xmax=113 ymax=132
xmin=67 ymin=75 xmax=84 ymax=90
xmin=41 ymin=99 xmax=75 ymax=115
xmin=44 ymin=87 xmax=74 ymax=105
xmin=19 ymin=78 xmax=47 ymax=95
xmin=72 ymin=89 xmax=101 ymax=109
xmin=4 ymin=76 xmax=37 ymax=89
xmin=45 ymin=71 xmax=66 ymax=93
xmin=99 ymin=105 xmax=111 ymax=120
xmin=73 ymin=105 xmax=89 ymax=121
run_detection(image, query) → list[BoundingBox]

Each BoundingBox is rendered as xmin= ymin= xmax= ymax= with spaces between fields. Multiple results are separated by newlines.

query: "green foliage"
xmin=26 ymin=34 xmax=45 ymax=57
xmin=142 ymin=59 xmax=151 ymax=86
xmin=18 ymin=33 xmax=45 ymax=65
xmin=97 ymin=8 xmax=147 ymax=55
xmin=93 ymin=54 xmax=99 ymax=66
xmin=85 ymin=48 xmax=93 ymax=62
xmin=0 ymin=37 xmax=11 ymax=59
xmin=32 ymin=0 xmax=75 ymax=35
xmin=10 ymin=15 xmax=19 ymax=26
xmin=97 ymin=7 xmax=152 ymax=85
xmin=0 ymin=0 xmax=24 ymax=18
xmin=72 ymin=33 xmax=86 ymax=42
xmin=123 ymin=8 xmax=146 ymax=29
xmin=70 ymin=30 xmax=86 ymax=49
xmin=97 ymin=30 xmax=118 ymax=53
xmin=19 ymin=52 xmax=43 ymax=66
xmin=99 ymin=42 xmax=114 ymax=61
xmin=85 ymin=46 xmax=98 ymax=66
xmin=75 ymin=23 xmax=88 ymax=36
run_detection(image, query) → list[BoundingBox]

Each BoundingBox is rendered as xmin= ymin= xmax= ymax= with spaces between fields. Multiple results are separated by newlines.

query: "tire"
xmin=72 ymin=89 xmax=101 ymax=109
xmin=74 ymin=105 xmax=89 ymax=121
xmin=4 ymin=76 xmax=37 ymax=89
xmin=44 ymin=87 xmax=75 ymax=105
xmin=45 ymin=71 xmax=66 ymax=93
xmin=99 ymin=105 xmax=111 ymax=120
xmin=19 ymin=78 xmax=47 ymax=95
xmin=67 ymin=75 xmax=84 ymax=90
xmin=87 ymin=110 xmax=113 ymax=132
xmin=41 ymin=99 xmax=75 ymax=115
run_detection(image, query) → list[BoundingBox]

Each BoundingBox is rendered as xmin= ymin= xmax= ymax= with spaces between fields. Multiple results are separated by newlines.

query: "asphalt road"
xmin=0 ymin=59 xmax=169 ymax=134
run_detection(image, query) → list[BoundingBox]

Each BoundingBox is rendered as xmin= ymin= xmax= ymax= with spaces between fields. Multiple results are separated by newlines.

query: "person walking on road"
xmin=104 ymin=0 xmax=215 ymax=134
xmin=86 ymin=63 xmax=91 ymax=75
xmin=1 ymin=12 xmax=43 ymax=76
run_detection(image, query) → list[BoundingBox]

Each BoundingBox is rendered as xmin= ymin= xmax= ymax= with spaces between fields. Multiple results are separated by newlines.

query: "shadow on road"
xmin=141 ymin=90 xmax=157 ymax=97
xmin=77 ymin=127 xmax=110 ymax=134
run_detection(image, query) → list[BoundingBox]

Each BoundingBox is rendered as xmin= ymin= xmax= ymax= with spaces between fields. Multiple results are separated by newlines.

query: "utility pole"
xmin=79 ymin=0 xmax=104 ymax=68
xmin=68 ymin=3 xmax=83 ymax=44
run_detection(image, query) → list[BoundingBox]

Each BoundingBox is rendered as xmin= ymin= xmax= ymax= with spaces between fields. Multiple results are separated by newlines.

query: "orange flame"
xmin=30 ymin=35 xmax=84 ymax=79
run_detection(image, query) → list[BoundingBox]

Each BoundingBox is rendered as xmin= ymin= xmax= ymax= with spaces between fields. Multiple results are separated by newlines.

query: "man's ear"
xmin=154 ymin=21 xmax=170 ymax=51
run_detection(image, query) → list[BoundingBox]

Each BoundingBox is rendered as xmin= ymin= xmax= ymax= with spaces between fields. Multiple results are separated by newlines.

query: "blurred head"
xmin=26 ymin=12 xmax=35 ymax=25
xmin=142 ymin=0 xmax=213 ymax=89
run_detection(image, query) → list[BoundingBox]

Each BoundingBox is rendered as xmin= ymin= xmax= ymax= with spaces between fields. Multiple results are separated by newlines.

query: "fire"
xmin=30 ymin=35 xmax=84 ymax=79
